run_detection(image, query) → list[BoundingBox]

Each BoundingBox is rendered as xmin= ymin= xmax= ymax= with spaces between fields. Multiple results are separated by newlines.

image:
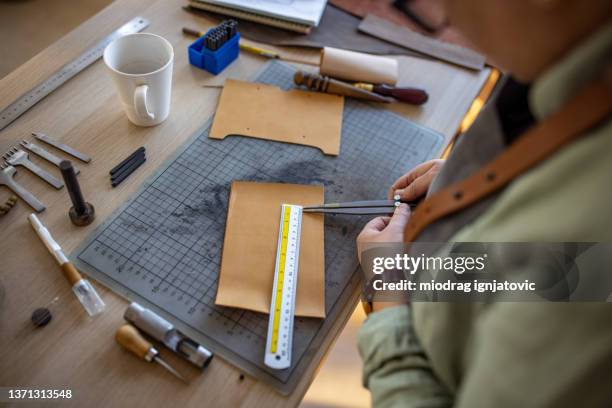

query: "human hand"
xmin=357 ymin=204 xmax=411 ymax=311
xmin=388 ymin=159 xmax=445 ymax=202
xmin=356 ymin=203 xmax=411 ymax=264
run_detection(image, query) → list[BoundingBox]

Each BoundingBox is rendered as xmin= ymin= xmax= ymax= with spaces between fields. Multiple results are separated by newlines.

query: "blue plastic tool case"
xmin=188 ymin=31 xmax=240 ymax=75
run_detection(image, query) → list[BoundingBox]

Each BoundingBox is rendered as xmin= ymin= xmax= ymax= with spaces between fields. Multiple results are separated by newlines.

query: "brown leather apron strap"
xmin=404 ymin=79 xmax=612 ymax=242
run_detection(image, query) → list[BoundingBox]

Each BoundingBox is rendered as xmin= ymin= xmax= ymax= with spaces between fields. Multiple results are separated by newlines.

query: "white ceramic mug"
xmin=103 ymin=33 xmax=174 ymax=126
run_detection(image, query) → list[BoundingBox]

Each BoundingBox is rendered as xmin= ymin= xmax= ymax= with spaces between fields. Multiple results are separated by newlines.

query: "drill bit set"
xmin=188 ymin=20 xmax=240 ymax=75
xmin=203 ymin=19 xmax=238 ymax=51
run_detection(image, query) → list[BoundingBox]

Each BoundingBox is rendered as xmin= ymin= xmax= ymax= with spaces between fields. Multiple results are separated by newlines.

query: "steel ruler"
xmin=0 ymin=17 xmax=150 ymax=132
xmin=265 ymin=204 xmax=303 ymax=370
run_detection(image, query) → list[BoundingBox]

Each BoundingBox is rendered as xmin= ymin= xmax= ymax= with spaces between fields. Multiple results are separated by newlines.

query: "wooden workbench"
xmin=0 ymin=0 xmax=489 ymax=406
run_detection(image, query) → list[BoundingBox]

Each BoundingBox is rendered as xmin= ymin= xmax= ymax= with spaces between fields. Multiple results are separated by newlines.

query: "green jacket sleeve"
xmin=357 ymin=305 xmax=453 ymax=408
xmin=359 ymin=302 xmax=612 ymax=408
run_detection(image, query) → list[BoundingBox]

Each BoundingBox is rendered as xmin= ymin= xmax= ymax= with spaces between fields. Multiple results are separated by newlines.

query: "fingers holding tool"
xmin=386 ymin=203 xmax=411 ymax=234
xmin=356 ymin=204 xmax=411 ymax=263
xmin=362 ymin=216 xmax=392 ymax=234
xmin=388 ymin=159 xmax=445 ymax=202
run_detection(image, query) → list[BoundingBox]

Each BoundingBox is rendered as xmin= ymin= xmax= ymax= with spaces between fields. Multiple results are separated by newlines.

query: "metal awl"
xmin=116 ymin=324 xmax=189 ymax=384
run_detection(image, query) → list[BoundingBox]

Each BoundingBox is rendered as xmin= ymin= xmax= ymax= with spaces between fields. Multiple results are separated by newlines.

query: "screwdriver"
xmin=115 ymin=324 xmax=189 ymax=384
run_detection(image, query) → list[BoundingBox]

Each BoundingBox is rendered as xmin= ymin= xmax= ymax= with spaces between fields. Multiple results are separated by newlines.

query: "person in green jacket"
xmin=356 ymin=0 xmax=612 ymax=406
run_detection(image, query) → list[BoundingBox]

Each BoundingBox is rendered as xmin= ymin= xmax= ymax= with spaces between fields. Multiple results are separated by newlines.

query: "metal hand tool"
xmin=32 ymin=133 xmax=91 ymax=163
xmin=0 ymin=164 xmax=45 ymax=212
xmin=124 ymin=302 xmax=213 ymax=369
xmin=302 ymin=195 xmax=416 ymax=215
xmin=20 ymin=140 xmax=80 ymax=175
xmin=111 ymin=155 xmax=146 ymax=187
xmin=60 ymin=161 xmax=95 ymax=226
xmin=109 ymin=147 xmax=145 ymax=175
xmin=116 ymin=324 xmax=189 ymax=384
xmin=110 ymin=147 xmax=147 ymax=188
xmin=3 ymin=148 xmax=63 ymax=189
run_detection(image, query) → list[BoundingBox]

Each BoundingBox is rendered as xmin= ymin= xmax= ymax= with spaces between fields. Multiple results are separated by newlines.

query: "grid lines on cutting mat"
xmin=95 ymin=183 xmax=269 ymax=331
xmin=75 ymin=61 xmax=444 ymax=390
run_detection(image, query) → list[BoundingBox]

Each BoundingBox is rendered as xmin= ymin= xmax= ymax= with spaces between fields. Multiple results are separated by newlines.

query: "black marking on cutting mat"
xmin=72 ymin=61 xmax=444 ymax=394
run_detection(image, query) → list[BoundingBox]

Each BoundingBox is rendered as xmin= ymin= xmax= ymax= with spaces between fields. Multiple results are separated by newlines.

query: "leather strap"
xmin=404 ymin=79 xmax=612 ymax=242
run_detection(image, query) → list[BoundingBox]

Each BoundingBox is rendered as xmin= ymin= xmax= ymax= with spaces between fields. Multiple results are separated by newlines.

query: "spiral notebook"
xmin=187 ymin=0 xmax=328 ymax=33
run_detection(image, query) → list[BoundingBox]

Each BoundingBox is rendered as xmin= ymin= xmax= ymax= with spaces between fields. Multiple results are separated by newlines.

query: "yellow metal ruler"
xmin=265 ymin=204 xmax=303 ymax=369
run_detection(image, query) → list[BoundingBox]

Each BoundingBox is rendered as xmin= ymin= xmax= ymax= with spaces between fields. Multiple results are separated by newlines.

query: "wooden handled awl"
xmin=354 ymin=83 xmax=429 ymax=105
xmin=294 ymin=71 xmax=393 ymax=103
xmin=116 ymin=324 xmax=189 ymax=384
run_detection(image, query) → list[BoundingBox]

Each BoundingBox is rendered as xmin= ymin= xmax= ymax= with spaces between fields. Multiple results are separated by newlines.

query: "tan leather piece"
xmin=216 ymin=181 xmax=326 ymax=318
xmin=405 ymin=80 xmax=612 ymax=242
xmin=209 ymin=79 xmax=344 ymax=156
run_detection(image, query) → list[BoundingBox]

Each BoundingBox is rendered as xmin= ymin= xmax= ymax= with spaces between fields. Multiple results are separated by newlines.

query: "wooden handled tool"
xmin=354 ymin=83 xmax=429 ymax=105
xmin=294 ymin=71 xmax=393 ymax=103
xmin=116 ymin=325 xmax=189 ymax=384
